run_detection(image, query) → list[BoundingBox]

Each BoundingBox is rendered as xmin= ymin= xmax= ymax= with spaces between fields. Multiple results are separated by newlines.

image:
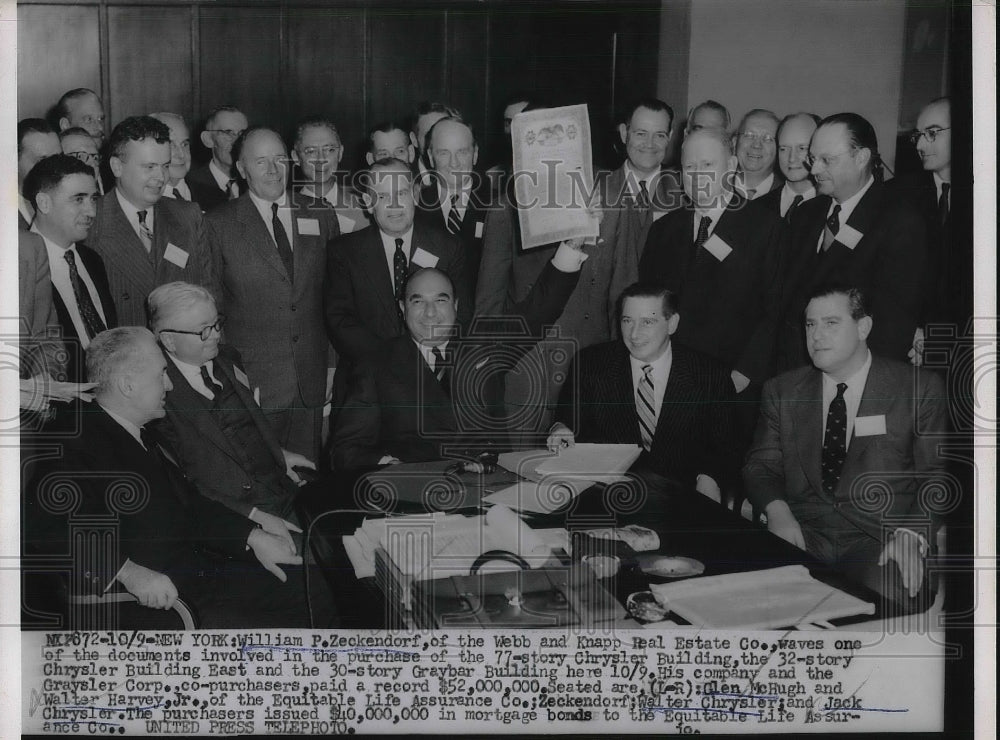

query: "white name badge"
xmin=702 ymin=233 xmax=733 ymax=262
xmin=854 ymin=414 xmax=887 ymax=437
xmin=411 ymin=247 xmax=439 ymax=268
xmin=297 ymin=218 xmax=320 ymax=236
xmin=836 ymin=224 xmax=863 ymax=250
xmin=474 ymin=221 xmax=484 ymax=238
xmin=163 ymin=243 xmax=189 ymax=269
xmin=337 ymin=214 xmax=357 ymax=234
xmin=233 ymin=366 xmax=251 ymax=389
xmin=652 ymin=210 xmax=667 ymax=222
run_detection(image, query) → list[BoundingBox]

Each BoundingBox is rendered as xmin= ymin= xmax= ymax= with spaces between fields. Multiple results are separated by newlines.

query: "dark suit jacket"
xmin=333 ymin=260 xmax=580 ymax=469
xmin=775 ymin=180 xmax=929 ymax=371
xmin=325 ymin=221 xmax=470 ymax=365
xmin=49 ymin=242 xmax=118 ymax=383
xmin=88 ymin=192 xmax=214 ymax=327
xmin=743 ymin=355 xmax=947 ymax=543
xmin=205 ymin=192 xmax=332 ymax=410
xmin=417 ymin=182 xmax=490 ymax=292
xmin=18 ymin=231 xmax=65 ymax=380
xmin=25 ymin=403 xmax=255 ymax=595
xmin=291 ymin=183 xmax=369 ymax=241
xmin=555 ymin=341 xmax=741 ymax=493
xmin=640 ymin=193 xmax=782 ymax=383
xmin=156 ymin=344 xmax=299 ymax=519
xmin=187 ymin=162 xmax=235 ymax=213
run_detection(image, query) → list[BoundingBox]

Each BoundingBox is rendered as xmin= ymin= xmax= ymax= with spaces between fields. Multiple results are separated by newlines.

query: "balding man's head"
xmin=427 ymin=117 xmax=478 ymax=192
xmin=234 ymin=127 xmax=288 ymax=201
xmin=680 ymin=129 xmax=737 ymax=208
xmin=401 ymin=268 xmax=458 ymax=347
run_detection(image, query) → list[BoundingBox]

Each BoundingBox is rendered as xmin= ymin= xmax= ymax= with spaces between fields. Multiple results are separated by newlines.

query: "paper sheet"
xmin=483 ymin=478 xmax=591 ymax=514
xmin=533 ymin=443 xmax=642 ymax=478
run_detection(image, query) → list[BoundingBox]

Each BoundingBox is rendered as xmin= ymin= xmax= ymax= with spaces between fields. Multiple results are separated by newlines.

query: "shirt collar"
xmin=99 ymin=403 xmax=146 ymax=449
xmin=33 ymin=224 xmax=74 ymax=254
xmin=695 ymin=188 xmax=735 ymax=223
xmin=413 ymin=338 xmax=451 ymax=369
xmin=624 ymin=161 xmax=661 ymax=195
xmin=740 ymin=171 xmax=774 ymax=199
xmin=301 ymin=180 xmax=338 ymax=203
xmin=780 ymin=181 xmax=816 ymax=212
xmin=832 ymin=174 xmax=875 ymax=222
xmin=167 ymin=178 xmax=192 ymax=201
xmin=822 ymin=349 xmax=873 ymax=393
xmin=628 ymin=341 xmax=673 ymax=378
xmin=379 ymin=226 xmax=413 ymax=253
xmin=932 ymin=172 xmax=950 ymax=199
xmin=248 ymin=189 xmax=288 ymax=222
xmin=209 ymin=159 xmax=232 ymax=190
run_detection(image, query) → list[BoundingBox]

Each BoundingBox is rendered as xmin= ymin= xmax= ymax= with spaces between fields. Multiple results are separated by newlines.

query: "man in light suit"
xmin=291 ymin=117 xmax=367 ymax=238
xmin=205 ymin=127 xmax=332 ymax=461
xmin=24 ymin=154 xmax=117 ymax=383
xmin=333 ymin=240 xmax=585 ymax=471
xmin=87 ymin=116 xmax=214 ymax=328
xmin=188 ymin=105 xmax=248 ymax=212
xmin=149 ymin=112 xmax=193 ymax=202
xmin=744 ymin=286 xmax=947 ymax=604
xmin=733 ymin=108 xmax=783 ymax=200
xmin=17 ymin=118 xmax=62 ymax=230
xmin=324 ymin=158 xmax=470 ymax=370
xmin=547 ymin=282 xmax=740 ymax=504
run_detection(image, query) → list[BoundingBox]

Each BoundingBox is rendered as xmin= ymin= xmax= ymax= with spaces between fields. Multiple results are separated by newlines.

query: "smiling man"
xmin=87 ymin=116 xmax=214 ymax=328
xmin=292 ymin=117 xmax=367 ymax=237
xmin=758 ymin=113 xmax=819 ymax=221
xmin=188 ymin=105 xmax=249 ymax=211
xmin=149 ymin=112 xmax=193 ymax=202
xmin=734 ymin=109 xmax=782 ymax=200
xmin=745 ymin=285 xmax=947 ymax=606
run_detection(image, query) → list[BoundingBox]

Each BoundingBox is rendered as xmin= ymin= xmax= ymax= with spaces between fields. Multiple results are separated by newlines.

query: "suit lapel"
xmin=790 ymin=369 xmax=825 ymax=496
xmin=163 ymin=355 xmax=240 ymax=463
xmin=235 ymin=194 xmax=289 ymax=281
xmin=607 ymin=344 xmax=639 ymax=443
xmin=653 ymin=345 xmax=694 ymax=450
xmin=841 ymin=356 xmax=893 ymax=479
xmin=359 ymin=227 xmax=400 ymax=321
xmin=103 ymin=194 xmax=155 ymax=292
xmin=213 ymin=353 xmax=288 ymax=468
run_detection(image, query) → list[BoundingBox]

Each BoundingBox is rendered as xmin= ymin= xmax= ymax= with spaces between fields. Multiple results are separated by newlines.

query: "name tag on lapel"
xmin=474 ymin=221 xmax=484 ymax=238
xmin=854 ymin=414 xmax=887 ymax=437
xmin=337 ymin=214 xmax=356 ymax=234
xmin=297 ymin=218 xmax=320 ymax=236
xmin=837 ymin=224 xmax=863 ymax=250
xmin=233 ymin=365 xmax=251 ymax=389
xmin=702 ymin=233 xmax=733 ymax=262
xmin=163 ymin=243 xmax=189 ymax=269
xmin=411 ymin=247 xmax=439 ymax=269
xmin=652 ymin=210 xmax=667 ymax=222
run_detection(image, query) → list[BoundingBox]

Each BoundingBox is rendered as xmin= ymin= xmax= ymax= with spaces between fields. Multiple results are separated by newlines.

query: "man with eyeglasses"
xmin=733 ymin=109 xmax=782 ymax=201
xmin=366 ymin=121 xmax=415 ymax=167
xmin=60 ymin=127 xmax=104 ymax=195
xmin=757 ymin=113 xmax=820 ymax=222
xmin=773 ymin=112 xmax=928 ymax=372
xmin=188 ymin=105 xmax=248 ymax=212
xmin=291 ymin=118 xmax=367 ymax=238
xmin=205 ymin=127 xmax=333 ymax=463
xmin=88 ymin=116 xmax=214 ymax=328
xmin=149 ymin=112 xmax=193 ymax=203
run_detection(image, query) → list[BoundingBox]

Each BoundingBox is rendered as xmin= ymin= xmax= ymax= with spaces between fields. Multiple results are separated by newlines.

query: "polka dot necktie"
xmin=821 ymin=383 xmax=848 ymax=496
xmin=393 ymin=238 xmax=408 ymax=302
xmin=822 ymin=204 xmax=841 ymax=252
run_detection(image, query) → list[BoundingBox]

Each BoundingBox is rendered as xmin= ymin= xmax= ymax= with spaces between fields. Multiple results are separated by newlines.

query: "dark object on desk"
xmin=444 ymin=451 xmax=499 ymax=476
xmin=293 ymin=465 xmax=321 ymax=483
xmin=469 ymin=550 xmax=532 ymax=574
xmin=412 ymin=567 xmax=625 ymax=628
xmin=356 ymin=460 xmax=520 ymax=512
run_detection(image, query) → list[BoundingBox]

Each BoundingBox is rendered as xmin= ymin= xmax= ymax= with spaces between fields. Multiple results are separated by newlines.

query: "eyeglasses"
xmin=739 ymin=131 xmax=776 ymax=145
xmin=206 ymin=129 xmax=245 ymax=140
xmin=160 ymin=316 xmax=225 ymax=341
xmin=909 ymin=127 xmax=950 ymax=145
xmin=66 ymin=151 xmax=101 ymax=166
xmin=299 ymin=145 xmax=341 ymax=159
xmin=805 ymin=149 xmax=855 ymax=170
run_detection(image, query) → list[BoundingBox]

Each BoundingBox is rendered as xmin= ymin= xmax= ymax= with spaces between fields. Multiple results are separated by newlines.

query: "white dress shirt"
xmin=438 ymin=183 xmax=470 ymax=223
xmin=116 ymin=188 xmax=155 ymax=242
xmin=738 ymin=171 xmax=774 ymax=200
xmin=821 ymin=350 xmax=873 ymax=449
xmin=779 ymin=182 xmax=816 ymax=217
xmin=623 ymin=161 xmax=661 ymax=199
xmin=932 ymin=172 xmax=950 ymax=206
xmin=168 ymin=354 xmax=221 ymax=400
xmin=209 ymin=159 xmax=235 ymax=194
xmin=379 ymin=227 xmax=414 ymax=281
xmin=164 ymin=179 xmax=192 ymax=201
xmin=248 ymin=190 xmax=294 ymax=250
xmin=817 ymin=175 xmax=875 ymax=252
xmin=36 ymin=228 xmax=107 ymax=347
xmin=692 ymin=190 xmax=734 ymax=240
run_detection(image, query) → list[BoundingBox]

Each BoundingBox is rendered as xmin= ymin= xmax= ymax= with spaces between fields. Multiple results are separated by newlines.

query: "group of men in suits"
xmin=16 ymin=85 xmax=961 ymax=623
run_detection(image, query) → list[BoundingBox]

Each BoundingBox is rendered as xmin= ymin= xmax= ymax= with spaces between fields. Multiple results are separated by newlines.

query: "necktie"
xmin=746 ymin=187 xmax=757 ymax=201
xmin=821 ymin=383 xmax=848 ymax=496
xmin=173 ymin=186 xmax=187 ymax=201
xmin=137 ymin=210 xmax=153 ymax=252
xmin=637 ymin=180 xmax=651 ymax=209
xmin=431 ymin=346 xmax=450 ymax=395
xmin=393 ymin=237 xmax=408 ymax=302
xmin=786 ymin=194 xmax=804 ymax=223
xmin=822 ymin=204 xmax=842 ymax=252
xmin=446 ymin=193 xmax=462 ymax=234
xmin=270 ymin=203 xmax=295 ymax=279
xmin=63 ymin=250 xmax=107 ymax=339
xmin=226 ymin=179 xmax=239 ymax=200
xmin=636 ymin=364 xmax=657 ymax=451
xmin=938 ymin=183 xmax=950 ymax=227
xmin=200 ymin=364 xmax=223 ymax=397
xmin=139 ymin=426 xmax=156 ymax=454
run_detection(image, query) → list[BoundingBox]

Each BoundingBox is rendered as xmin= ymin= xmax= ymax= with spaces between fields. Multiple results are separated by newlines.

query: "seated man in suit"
xmin=758 ymin=113 xmax=819 ymax=222
xmin=188 ymin=105 xmax=248 ymax=211
xmin=149 ymin=112 xmax=193 ymax=202
xmin=547 ymin=282 xmax=740 ymax=503
xmin=17 ymin=118 xmax=62 ymax=229
xmin=25 ymin=327 xmax=309 ymax=628
xmin=60 ymin=127 xmax=104 ymax=195
xmin=332 ymin=240 xmax=586 ymax=470
xmin=743 ymin=286 xmax=947 ymax=604
xmin=88 ymin=115 xmax=215 ymax=327
xmin=733 ymin=109 xmax=782 ymax=200
xmin=291 ymin=117 xmax=367 ymax=237
xmin=23 ymin=154 xmax=117 ymax=382
xmin=366 ymin=121 xmax=415 ymax=167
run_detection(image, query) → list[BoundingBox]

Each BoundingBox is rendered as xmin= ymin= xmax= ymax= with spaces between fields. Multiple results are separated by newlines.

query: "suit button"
xmin=584 ymin=313 xmax=590 ymax=319
xmin=242 ymin=483 xmax=252 ymax=490
xmin=292 ymin=336 xmax=299 ymax=343
xmin=290 ymin=304 xmax=297 ymax=312
xmin=122 ymin=292 xmax=130 ymax=301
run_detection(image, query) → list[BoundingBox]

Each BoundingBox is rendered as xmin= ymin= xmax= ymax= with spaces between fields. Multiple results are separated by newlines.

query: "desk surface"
xmin=298 ymin=464 xmax=936 ymax=629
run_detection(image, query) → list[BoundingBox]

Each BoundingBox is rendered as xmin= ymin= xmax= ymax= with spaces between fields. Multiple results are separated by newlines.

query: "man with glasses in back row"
xmin=733 ymin=108 xmax=783 ymax=201
xmin=291 ymin=117 xmax=367 ymax=238
xmin=188 ymin=105 xmax=249 ymax=212
xmin=59 ymin=127 xmax=104 ymax=194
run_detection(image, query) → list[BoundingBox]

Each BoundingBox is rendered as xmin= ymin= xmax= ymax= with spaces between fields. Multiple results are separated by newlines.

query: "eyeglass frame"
xmin=909 ymin=127 xmax=950 ymax=146
xmin=738 ymin=130 xmax=776 ymax=145
xmin=158 ymin=316 xmax=226 ymax=342
xmin=804 ymin=148 xmax=857 ymax=170
xmin=298 ymin=144 xmax=342 ymax=159
xmin=206 ymin=129 xmax=246 ymax=140
xmin=66 ymin=151 xmax=102 ymax=166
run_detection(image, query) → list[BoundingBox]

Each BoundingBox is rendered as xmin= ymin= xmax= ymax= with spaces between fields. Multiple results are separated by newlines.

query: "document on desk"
xmin=534 ymin=443 xmax=642 ymax=479
xmin=511 ymin=103 xmax=600 ymax=249
xmin=482 ymin=477 xmax=592 ymax=514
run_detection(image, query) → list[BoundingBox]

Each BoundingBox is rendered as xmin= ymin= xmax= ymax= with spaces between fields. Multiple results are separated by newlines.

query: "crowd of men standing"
xmin=16 ymin=85 xmax=964 ymax=627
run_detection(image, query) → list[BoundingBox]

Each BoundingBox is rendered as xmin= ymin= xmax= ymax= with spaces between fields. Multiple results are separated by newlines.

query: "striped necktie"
xmin=137 ymin=210 xmax=153 ymax=252
xmin=446 ymin=193 xmax=462 ymax=234
xmin=636 ymin=364 xmax=657 ymax=451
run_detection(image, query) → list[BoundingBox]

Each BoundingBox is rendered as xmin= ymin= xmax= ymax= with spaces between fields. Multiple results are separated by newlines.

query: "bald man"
xmin=205 ymin=127 xmax=333 ymax=461
xmin=758 ymin=113 xmax=820 ymax=222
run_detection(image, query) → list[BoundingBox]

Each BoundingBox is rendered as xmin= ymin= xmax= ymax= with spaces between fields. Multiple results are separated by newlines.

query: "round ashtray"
xmin=626 ymin=591 xmax=669 ymax=623
xmin=582 ymin=554 xmax=620 ymax=579
xmin=638 ymin=554 xmax=706 ymax=578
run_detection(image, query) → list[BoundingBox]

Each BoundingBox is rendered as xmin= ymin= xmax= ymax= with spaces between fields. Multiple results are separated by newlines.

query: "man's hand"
xmin=116 ymin=560 xmax=178 ymax=610
xmin=731 ymin=370 xmax=751 ymax=394
xmin=908 ymin=327 xmax=925 ymax=367
xmin=247 ymin=529 xmax=303 ymax=583
xmin=20 ymin=377 xmax=97 ymax=412
xmin=282 ymin=449 xmax=316 ymax=486
xmin=546 ymin=422 xmax=576 ymax=452
xmin=878 ymin=530 xmax=926 ymax=598
xmin=764 ymin=500 xmax=805 ymax=549
xmin=249 ymin=508 xmax=301 ymax=554
xmin=695 ymin=474 xmax=722 ymax=504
